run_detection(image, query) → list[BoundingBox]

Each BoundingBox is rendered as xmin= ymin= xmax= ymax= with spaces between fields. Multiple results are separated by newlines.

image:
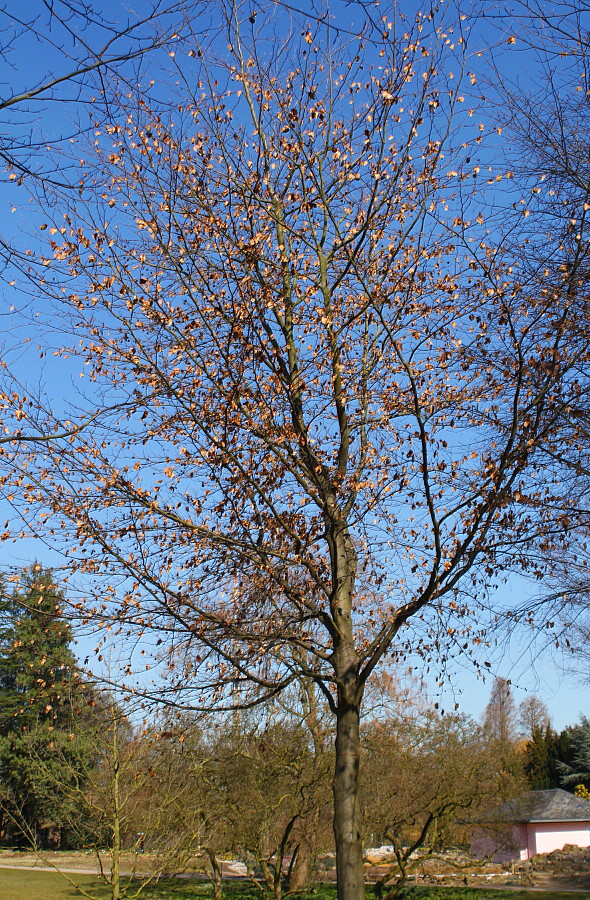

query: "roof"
xmin=495 ymin=789 xmax=590 ymax=824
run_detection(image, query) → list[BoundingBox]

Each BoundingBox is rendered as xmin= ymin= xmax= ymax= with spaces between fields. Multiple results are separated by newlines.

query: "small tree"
xmin=25 ymin=693 xmax=203 ymax=900
xmin=522 ymin=724 xmax=561 ymax=790
xmin=162 ymin=720 xmax=228 ymax=900
xmin=206 ymin=701 xmax=332 ymax=900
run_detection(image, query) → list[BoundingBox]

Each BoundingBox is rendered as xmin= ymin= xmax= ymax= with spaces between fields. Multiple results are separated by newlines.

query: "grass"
xmin=137 ymin=883 xmax=590 ymax=900
xmin=0 ymin=872 xmax=588 ymax=900
xmin=0 ymin=867 xmax=112 ymax=900
xmin=396 ymin=890 xmax=590 ymax=900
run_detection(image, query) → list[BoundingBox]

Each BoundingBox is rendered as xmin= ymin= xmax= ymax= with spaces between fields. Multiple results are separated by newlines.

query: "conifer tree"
xmin=523 ymin=725 xmax=561 ymax=790
xmin=559 ymin=717 xmax=590 ymax=791
xmin=0 ymin=565 xmax=89 ymax=848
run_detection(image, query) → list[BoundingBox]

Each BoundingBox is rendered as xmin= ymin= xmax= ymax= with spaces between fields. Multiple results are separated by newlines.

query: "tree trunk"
xmin=286 ymin=815 xmax=316 ymax=892
xmin=110 ymin=725 xmax=121 ymax=900
xmin=333 ymin=691 xmax=364 ymax=900
xmin=328 ymin=518 xmax=363 ymax=900
xmin=205 ymin=848 xmax=223 ymax=900
xmin=111 ymin=788 xmax=121 ymax=900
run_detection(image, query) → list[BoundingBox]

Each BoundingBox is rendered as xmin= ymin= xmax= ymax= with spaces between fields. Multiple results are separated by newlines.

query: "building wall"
xmin=523 ymin=821 xmax=590 ymax=859
xmin=471 ymin=824 xmax=521 ymax=862
xmin=473 ymin=820 xmax=590 ymax=861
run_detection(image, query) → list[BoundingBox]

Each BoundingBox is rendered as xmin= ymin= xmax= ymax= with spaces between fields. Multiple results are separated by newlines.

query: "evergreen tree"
xmin=0 ymin=566 xmax=90 ymax=847
xmin=522 ymin=725 xmax=561 ymax=789
xmin=558 ymin=717 xmax=590 ymax=791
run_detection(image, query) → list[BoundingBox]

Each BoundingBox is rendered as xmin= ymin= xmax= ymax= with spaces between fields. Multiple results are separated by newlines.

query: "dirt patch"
xmin=358 ymin=845 xmax=590 ymax=892
xmin=506 ymin=845 xmax=590 ymax=891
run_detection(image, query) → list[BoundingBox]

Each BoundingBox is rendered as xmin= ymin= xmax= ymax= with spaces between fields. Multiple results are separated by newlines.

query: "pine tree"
xmin=0 ymin=565 xmax=90 ymax=848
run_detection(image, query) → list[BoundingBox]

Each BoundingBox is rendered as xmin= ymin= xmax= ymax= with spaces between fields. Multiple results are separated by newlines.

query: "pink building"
xmin=473 ymin=789 xmax=590 ymax=861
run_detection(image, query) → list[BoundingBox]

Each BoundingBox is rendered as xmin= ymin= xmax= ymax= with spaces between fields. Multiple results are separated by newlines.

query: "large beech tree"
xmin=8 ymin=3 xmax=590 ymax=899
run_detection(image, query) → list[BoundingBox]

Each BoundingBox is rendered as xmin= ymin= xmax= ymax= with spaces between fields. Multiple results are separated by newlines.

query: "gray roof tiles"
xmin=498 ymin=789 xmax=590 ymax=824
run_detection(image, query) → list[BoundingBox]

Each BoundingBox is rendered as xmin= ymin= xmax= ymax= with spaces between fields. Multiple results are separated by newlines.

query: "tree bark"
xmin=286 ymin=810 xmax=317 ymax=892
xmin=110 ymin=709 xmax=121 ymax=900
xmin=328 ymin=516 xmax=363 ymax=900
xmin=205 ymin=848 xmax=223 ymax=900
xmin=333 ymin=695 xmax=364 ymax=900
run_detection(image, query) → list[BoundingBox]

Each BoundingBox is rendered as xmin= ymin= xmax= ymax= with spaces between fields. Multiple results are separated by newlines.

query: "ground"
xmin=363 ymin=845 xmax=590 ymax=893
xmin=0 ymin=873 xmax=587 ymax=900
xmin=0 ymin=867 xmax=111 ymax=900
xmin=2 ymin=849 xmax=590 ymax=898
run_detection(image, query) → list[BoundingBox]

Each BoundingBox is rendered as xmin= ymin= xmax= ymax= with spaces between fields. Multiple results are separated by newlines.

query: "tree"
xmin=558 ymin=716 xmax=590 ymax=790
xmin=157 ymin=718 xmax=229 ymax=900
xmin=126 ymin=697 xmax=332 ymax=900
xmin=28 ymin=694 xmax=206 ymax=900
xmin=0 ymin=565 xmax=90 ymax=847
xmin=284 ymin=680 xmax=334 ymax=893
xmin=491 ymin=1 xmax=590 ymax=651
xmin=518 ymin=695 xmax=551 ymax=740
xmin=483 ymin=677 xmax=518 ymax=746
xmin=362 ymin=710 xmax=524 ymax=899
xmin=522 ymin=724 xmax=561 ymax=790
xmin=208 ymin=711 xmax=330 ymax=900
xmin=8 ymin=3 xmax=590 ymax=900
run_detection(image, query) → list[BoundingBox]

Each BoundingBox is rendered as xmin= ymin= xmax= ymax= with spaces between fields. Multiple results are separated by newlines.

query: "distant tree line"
xmin=483 ymin=675 xmax=590 ymax=794
xmin=522 ymin=719 xmax=590 ymax=792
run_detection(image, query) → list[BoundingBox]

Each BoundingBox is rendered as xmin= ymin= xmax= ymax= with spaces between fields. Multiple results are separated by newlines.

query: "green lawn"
xmin=0 ymin=867 xmax=112 ymax=900
xmin=395 ymin=890 xmax=590 ymax=900
xmin=137 ymin=882 xmax=590 ymax=900
xmin=0 ymin=872 xmax=588 ymax=900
